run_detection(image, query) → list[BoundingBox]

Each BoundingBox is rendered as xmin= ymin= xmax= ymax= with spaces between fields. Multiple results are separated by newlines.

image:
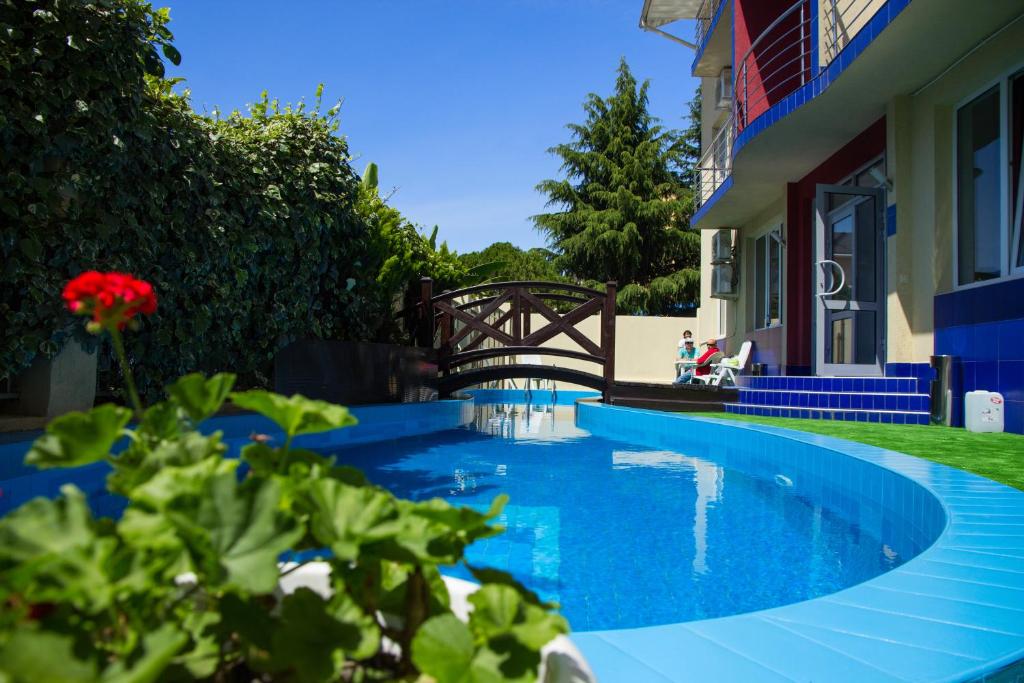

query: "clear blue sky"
xmin=163 ymin=1 xmax=698 ymax=253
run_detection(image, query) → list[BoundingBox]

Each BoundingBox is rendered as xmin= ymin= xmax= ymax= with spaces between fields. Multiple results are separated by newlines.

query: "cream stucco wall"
xmin=513 ymin=313 xmax=702 ymax=387
xmin=885 ymin=17 xmax=1024 ymax=363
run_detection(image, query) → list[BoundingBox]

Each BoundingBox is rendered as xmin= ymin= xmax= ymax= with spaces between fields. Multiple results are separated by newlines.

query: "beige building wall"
xmin=517 ymin=313 xmax=702 ymax=386
xmin=885 ymin=18 xmax=1024 ymax=363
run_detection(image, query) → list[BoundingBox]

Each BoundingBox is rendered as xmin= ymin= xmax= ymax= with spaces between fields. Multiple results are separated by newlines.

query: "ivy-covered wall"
xmin=0 ymin=0 xmax=457 ymax=399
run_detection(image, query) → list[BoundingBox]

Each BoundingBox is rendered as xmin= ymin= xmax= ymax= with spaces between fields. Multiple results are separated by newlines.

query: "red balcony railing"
xmin=734 ymin=0 xmax=813 ymax=133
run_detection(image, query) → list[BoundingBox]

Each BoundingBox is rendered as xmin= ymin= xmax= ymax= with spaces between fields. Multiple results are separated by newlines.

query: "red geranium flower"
xmin=62 ymin=271 xmax=157 ymax=331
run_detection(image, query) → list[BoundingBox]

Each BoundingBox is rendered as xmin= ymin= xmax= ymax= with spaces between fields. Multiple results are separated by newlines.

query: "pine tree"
xmin=533 ymin=59 xmax=700 ymax=315
xmin=679 ymin=87 xmax=702 ymax=189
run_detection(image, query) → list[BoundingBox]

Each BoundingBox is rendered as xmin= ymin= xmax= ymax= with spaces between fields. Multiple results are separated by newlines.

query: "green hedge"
xmin=0 ymin=0 xmax=457 ymax=399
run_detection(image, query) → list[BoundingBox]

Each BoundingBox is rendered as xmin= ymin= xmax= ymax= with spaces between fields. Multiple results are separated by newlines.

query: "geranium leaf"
xmin=411 ymin=614 xmax=474 ymax=683
xmin=131 ymin=456 xmax=238 ymax=509
xmin=229 ymin=390 xmax=357 ymax=438
xmin=0 ymin=629 xmax=97 ymax=682
xmin=25 ymin=404 xmax=131 ymax=469
xmin=111 ymin=431 xmax=229 ymax=498
xmin=100 ymin=623 xmax=188 ymax=683
xmin=197 ymin=475 xmax=302 ymax=593
xmin=509 ymin=604 xmax=569 ymax=651
xmin=466 ymin=565 xmax=546 ymax=607
xmin=0 ymin=485 xmax=94 ymax=562
xmin=269 ymin=587 xmax=379 ymax=682
xmin=136 ymin=401 xmax=181 ymax=441
xmin=166 ymin=373 xmax=235 ymax=423
xmin=468 ymin=584 xmax=522 ymax=637
xmin=307 ymin=479 xmax=398 ymax=561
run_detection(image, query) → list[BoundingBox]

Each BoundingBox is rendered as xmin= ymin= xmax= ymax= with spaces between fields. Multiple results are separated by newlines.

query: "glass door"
xmin=814 ymin=185 xmax=885 ymax=376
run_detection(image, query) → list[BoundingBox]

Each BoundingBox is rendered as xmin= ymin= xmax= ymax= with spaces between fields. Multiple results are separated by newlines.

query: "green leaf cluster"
xmin=533 ymin=58 xmax=701 ymax=315
xmin=357 ymin=162 xmax=494 ymax=338
xmin=459 ymin=242 xmax=569 ymax=285
xmin=0 ymin=374 xmax=567 ymax=681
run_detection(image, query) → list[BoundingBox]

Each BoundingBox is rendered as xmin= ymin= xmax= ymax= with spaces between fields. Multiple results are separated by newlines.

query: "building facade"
xmin=640 ymin=0 xmax=1024 ymax=432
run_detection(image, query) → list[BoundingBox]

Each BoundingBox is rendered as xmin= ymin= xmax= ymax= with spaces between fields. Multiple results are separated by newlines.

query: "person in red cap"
xmin=674 ymin=338 xmax=722 ymax=385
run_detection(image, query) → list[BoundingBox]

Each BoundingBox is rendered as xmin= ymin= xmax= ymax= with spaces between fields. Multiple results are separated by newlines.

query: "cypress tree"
xmin=679 ymin=86 xmax=702 ymax=190
xmin=533 ymin=58 xmax=700 ymax=315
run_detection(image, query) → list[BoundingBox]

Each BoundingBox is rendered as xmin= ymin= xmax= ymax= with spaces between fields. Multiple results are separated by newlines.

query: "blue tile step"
xmin=738 ymin=389 xmax=930 ymax=412
xmin=738 ymin=376 xmax=922 ymax=393
xmin=725 ymin=403 xmax=931 ymax=425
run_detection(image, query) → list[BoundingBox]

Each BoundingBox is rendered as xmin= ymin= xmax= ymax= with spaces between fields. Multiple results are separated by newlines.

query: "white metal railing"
xmin=696 ymin=114 xmax=734 ymax=208
xmin=734 ymin=0 xmax=813 ymax=132
xmin=695 ymin=0 xmax=725 ymax=48
xmin=821 ymin=0 xmax=880 ymax=65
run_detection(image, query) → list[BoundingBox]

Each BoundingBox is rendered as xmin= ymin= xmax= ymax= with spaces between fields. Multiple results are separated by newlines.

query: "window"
xmin=957 ymin=86 xmax=1002 ymax=285
xmin=1013 ymin=72 xmax=1024 ymax=269
xmin=753 ymin=230 xmax=783 ymax=329
xmin=954 ymin=69 xmax=1024 ymax=286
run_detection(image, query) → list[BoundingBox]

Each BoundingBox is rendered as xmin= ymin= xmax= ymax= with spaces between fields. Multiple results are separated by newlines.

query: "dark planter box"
xmin=274 ymin=341 xmax=437 ymax=405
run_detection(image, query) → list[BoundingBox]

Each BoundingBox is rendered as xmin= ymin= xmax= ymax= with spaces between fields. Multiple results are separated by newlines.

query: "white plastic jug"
xmin=964 ymin=390 xmax=1004 ymax=433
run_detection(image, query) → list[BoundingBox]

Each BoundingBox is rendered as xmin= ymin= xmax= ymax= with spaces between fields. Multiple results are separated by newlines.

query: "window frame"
xmin=1011 ymin=70 xmax=1024 ymax=276
xmin=752 ymin=227 xmax=784 ymax=330
xmin=952 ymin=64 xmax=1024 ymax=290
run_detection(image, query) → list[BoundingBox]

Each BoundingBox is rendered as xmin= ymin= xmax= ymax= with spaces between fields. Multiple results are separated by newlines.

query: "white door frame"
xmin=813 ymin=184 xmax=886 ymax=376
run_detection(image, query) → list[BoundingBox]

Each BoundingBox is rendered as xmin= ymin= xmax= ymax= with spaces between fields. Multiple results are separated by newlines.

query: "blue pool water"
xmin=332 ymin=402 xmax=906 ymax=631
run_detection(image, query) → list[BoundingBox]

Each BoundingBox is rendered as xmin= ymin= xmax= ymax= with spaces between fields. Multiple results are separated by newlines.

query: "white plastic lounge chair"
xmin=694 ymin=341 xmax=753 ymax=387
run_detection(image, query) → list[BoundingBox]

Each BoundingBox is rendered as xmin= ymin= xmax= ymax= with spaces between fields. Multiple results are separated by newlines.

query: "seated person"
xmin=677 ymin=329 xmax=693 ymax=352
xmin=674 ymin=338 xmax=722 ymax=385
xmin=675 ymin=337 xmax=697 ymax=378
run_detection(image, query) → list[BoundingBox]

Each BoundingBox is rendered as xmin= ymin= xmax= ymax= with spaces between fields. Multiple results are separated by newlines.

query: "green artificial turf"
xmin=690 ymin=412 xmax=1024 ymax=491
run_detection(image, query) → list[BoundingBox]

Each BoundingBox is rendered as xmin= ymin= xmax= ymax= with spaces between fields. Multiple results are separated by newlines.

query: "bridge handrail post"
xmin=601 ymin=281 xmax=617 ymax=402
xmin=418 ymin=277 xmax=434 ymax=348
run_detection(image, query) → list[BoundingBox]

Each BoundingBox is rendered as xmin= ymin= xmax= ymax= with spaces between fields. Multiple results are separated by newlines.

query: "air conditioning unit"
xmin=712 ymin=229 xmax=733 ymax=264
xmin=715 ymin=67 xmax=733 ymax=110
xmin=711 ymin=263 xmax=738 ymax=300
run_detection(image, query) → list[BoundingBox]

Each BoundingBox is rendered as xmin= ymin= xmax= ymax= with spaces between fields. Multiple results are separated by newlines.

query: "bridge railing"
xmin=417 ymin=279 xmax=617 ymax=400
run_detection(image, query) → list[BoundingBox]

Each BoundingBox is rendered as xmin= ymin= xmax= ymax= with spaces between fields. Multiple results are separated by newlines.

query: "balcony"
xmin=696 ymin=114 xmax=734 ymax=208
xmin=694 ymin=0 xmax=725 ymax=48
xmin=820 ymin=0 xmax=886 ymax=66
xmin=734 ymin=0 xmax=813 ymax=133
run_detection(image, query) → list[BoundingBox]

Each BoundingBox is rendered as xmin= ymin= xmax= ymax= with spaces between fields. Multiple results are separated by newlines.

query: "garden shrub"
xmin=0 ymin=0 xmax=465 ymax=400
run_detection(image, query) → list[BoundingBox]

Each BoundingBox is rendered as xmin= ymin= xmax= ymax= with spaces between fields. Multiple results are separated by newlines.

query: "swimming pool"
xmin=331 ymin=400 xmax=912 ymax=631
xmin=2 ymin=392 xmax=1023 ymax=681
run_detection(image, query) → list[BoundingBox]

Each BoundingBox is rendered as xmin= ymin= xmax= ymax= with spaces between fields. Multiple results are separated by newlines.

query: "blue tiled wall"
xmin=934 ymin=277 xmax=1024 ymax=433
xmin=884 ymin=362 xmax=934 ymax=393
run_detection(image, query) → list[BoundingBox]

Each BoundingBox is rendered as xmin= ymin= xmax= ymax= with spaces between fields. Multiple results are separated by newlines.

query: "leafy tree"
xmin=359 ymin=164 xmax=500 ymax=340
xmin=533 ymin=58 xmax=700 ymax=315
xmin=459 ymin=242 xmax=568 ymax=283
xmin=680 ymin=86 xmax=702 ymax=189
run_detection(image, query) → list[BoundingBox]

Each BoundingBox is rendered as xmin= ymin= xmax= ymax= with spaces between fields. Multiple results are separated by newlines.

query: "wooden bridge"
xmin=416 ymin=278 xmax=617 ymax=400
xmin=415 ymin=278 xmax=738 ymax=411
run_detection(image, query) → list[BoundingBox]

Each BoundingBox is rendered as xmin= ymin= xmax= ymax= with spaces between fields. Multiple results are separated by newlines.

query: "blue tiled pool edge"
xmin=0 ymin=398 xmax=476 ymax=516
xmin=463 ymin=388 xmax=600 ymax=405
xmin=572 ymin=402 xmax=1024 ymax=683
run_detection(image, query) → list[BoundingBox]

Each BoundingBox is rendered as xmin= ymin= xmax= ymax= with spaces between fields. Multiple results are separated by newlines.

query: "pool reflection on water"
xmin=330 ymin=402 xmax=904 ymax=632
